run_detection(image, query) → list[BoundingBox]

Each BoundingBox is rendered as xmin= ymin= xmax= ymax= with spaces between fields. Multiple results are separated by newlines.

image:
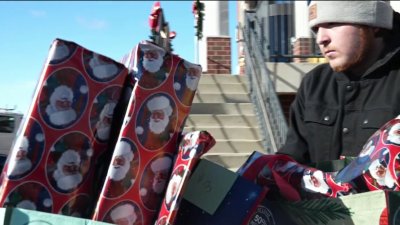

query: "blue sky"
xmin=0 ymin=1 xmax=238 ymax=115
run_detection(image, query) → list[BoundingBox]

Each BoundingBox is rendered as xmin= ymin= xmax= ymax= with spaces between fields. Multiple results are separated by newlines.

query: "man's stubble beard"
xmin=331 ymin=28 xmax=373 ymax=73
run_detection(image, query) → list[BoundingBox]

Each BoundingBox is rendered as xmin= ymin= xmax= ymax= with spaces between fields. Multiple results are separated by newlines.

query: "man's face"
xmin=315 ymin=23 xmax=375 ymax=73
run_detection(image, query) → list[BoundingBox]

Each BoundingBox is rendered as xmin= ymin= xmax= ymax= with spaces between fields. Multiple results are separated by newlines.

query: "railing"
xmin=239 ymin=13 xmax=289 ymax=154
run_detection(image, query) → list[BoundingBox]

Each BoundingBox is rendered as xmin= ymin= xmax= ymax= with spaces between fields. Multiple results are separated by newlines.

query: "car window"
xmin=0 ymin=115 xmax=15 ymax=133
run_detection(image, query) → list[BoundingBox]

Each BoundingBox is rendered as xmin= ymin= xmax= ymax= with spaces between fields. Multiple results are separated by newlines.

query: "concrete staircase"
xmin=185 ymin=74 xmax=264 ymax=171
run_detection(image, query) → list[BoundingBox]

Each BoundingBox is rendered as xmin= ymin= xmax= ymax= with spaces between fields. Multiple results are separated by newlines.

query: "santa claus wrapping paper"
xmin=154 ymin=130 xmax=216 ymax=225
xmin=92 ymin=40 xmax=203 ymax=225
xmin=0 ymin=38 xmax=129 ymax=218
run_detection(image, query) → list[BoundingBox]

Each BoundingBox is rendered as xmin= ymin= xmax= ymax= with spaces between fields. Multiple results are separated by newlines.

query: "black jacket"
xmin=278 ymin=12 xmax=400 ymax=164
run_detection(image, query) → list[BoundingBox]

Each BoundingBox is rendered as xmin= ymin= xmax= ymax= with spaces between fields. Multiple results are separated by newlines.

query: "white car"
xmin=0 ymin=111 xmax=23 ymax=157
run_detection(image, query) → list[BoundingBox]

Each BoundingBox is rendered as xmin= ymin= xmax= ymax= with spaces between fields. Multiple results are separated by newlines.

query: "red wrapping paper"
xmin=92 ymin=41 xmax=202 ymax=225
xmin=0 ymin=38 xmax=128 ymax=217
xmin=154 ymin=131 xmax=216 ymax=225
xmin=238 ymin=115 xmax=400 ymax=202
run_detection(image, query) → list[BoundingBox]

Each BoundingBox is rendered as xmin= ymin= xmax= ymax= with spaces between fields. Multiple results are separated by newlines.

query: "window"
xmin=0 ymin=115 xmax=15 ymax=133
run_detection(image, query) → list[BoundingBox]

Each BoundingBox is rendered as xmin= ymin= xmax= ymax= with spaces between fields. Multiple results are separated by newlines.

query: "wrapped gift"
xmin=245 ymin=190 xmax=389 ymax=225
xmin=335 ymin=115 xmax=400 ymax=192
xmin=154 ymin=130 xmax=216 ymax=225
xmin=174 ymin=159 xmax=267 ymax=225
xmin=92 ymin=40 xmax=202 ymax=225
xmin=0 ymin=38 xmax=129 ymax=218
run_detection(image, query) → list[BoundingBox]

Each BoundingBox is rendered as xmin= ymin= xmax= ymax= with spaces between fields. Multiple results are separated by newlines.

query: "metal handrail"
xmin=239 ymin=13 xmax=289 ymax=153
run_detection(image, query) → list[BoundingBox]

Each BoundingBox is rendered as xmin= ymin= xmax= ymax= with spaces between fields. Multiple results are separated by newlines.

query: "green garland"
xmin=193 ymin=0 xmax=204 ymax=40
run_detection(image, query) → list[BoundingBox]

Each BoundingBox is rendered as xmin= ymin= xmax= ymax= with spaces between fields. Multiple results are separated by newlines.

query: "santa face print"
xmin=83 ymin=50 xmax=123 ymax=82
xmin=173 ymin=60 xmax=202 ymax=107
xmin=46 ymin=132 xmax=91 ymax=193
xmin=90 ymin=85 xmax=122 ymax=143
xmin=164 ymin=165 xmax=185 ymax=211
xmin=7 ymin=118 xmax=45 ymax=180
xmin=366 ymin=149 xmax=396 ymax=189
xmin=140 ymin=154 xmax=173 ymax=211
xmin=3 ymin=181 xmax=53 ymax=212
xmin=136 ymin=42 xmax=172 ymax=89
xmin=39 ymin=68 xmax=88 ymax=129
xmin=60 ymin=194 xmax=91 ymax=218
xmin=387 ymin=123 xmax=400 ymax=145
xmin=104 ymin=138 xmax=139 ymax=199
xmin=301 ymin=170 xmax=331 ymax=194
xmin=103 ymin=201 xmax=143 ymax=225
xmin=135 ymin=93 xmax=177 ymax=150
xmin=48 ymin=39 xmax=77 ymax=65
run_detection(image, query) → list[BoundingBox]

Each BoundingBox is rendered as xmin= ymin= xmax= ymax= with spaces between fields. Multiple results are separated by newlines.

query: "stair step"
xmin=199 ymin=74 xmax=248 ymax=84
xmin=193 ymin=93 xmax=251 ymax=103
xmin=197 ymin=83 xmax=249 ymax=94
xmin=201 ymin=153 xmax=252 ymax=171
xmin=206 ymin=140 xmax=264 ymax=154
xmin=185 ymin=114 xmax=259 ymax=127
xmin=184 ymin=127 xmax=261 ymax=140
xmin=190 ymin=103 xmax=255 ymax=114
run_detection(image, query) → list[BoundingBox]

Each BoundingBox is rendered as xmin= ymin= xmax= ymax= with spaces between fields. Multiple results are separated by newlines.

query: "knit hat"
xmin=308 ymin=1 xmax=393 ymax=30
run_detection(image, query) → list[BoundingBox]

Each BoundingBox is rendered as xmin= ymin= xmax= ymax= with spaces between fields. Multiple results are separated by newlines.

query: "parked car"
xmin=0 ymin=110 xmax=23 ymax=157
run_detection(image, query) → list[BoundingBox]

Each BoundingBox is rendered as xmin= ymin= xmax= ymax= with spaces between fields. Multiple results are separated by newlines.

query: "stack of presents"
xmin=3 ymin=36 xmax=400 ymax=225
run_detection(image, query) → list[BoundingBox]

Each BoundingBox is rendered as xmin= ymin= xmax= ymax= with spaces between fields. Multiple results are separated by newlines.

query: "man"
xmin=110 ymin=203 xmax=138 ymax=225
xmin=52 ymin=149 xmax=83 ymax=192
xmin=95 ymin=102 xmax=116 ymax=142
xmin=89 ymin=53 xmax=118 ymax=80
xmin=278 ymin=1 xmax=400 ymax=164
xmin=140 ymin=156 xmax=172 ymax=210
xmin=105 ymin=140 xmax=135 ymax=198
xmin=137 ymin=42 xmax=168 ymax=89
xmin=45 ymin=85 xmax=77 ymax=126
xmin=7 ymin=136 xmax=32 ymax=177
xmin=138 ymin=95 xmax=174 ymax=150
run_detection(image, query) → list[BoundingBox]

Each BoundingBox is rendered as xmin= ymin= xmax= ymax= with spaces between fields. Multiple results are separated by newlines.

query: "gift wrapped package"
xmin=92 ymin=40 xmax=202 ymax=225
xmin=174 ymin=159 xmax=268 ymax=225
xmin=0 ymin=38 xmax=129 ymax=218
xmin=154 ymin=130 xmax=216 ymax=225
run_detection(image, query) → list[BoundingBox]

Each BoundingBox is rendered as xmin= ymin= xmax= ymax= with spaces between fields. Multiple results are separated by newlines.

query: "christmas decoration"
xmin=192 ymin=0 xmax=204 ymax=40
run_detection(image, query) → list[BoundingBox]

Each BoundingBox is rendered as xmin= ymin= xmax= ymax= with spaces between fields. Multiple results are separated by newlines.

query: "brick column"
xmin=292 ymin=37 xmax=314 ymax=63
xmin=206 ymin=36 xmax=231 ymax=74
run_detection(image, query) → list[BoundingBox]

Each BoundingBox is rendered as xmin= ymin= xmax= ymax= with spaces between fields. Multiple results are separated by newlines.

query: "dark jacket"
xmin=278 ymin=12 xmax=400 ymax=164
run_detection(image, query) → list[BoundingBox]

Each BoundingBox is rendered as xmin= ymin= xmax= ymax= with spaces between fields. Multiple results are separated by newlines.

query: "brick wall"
xmin=206 ymin=37 xmax=231 ymax=74
xmin=292 ymin=37 xmax=314 ymax=63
